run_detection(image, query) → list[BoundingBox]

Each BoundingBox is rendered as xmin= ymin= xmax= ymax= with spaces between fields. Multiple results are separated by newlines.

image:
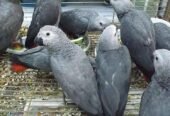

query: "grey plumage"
xmin=110 ymin=0 xmax=155 ymax=81
xmin=8 ymin=47 xmax=94 ymax=73
xmin=0 ymin=0 xmax=23 ymax=52
xmin=25 ymin=0 xmax=61 ymax=48
xmin=35 ymin=25 xmax=103 ymax=115
xmin=154 ymin=23 xmax=170 ymax=50
xmin=151 ymin=18 xmax=170 ymax=27
xmin=96 ymin=25 xmax=131 ymax=116
xmin=88 ymin=56 xmax=96 ymax=71
xmin=139 ymin=49 xmax=170 ymax=116
xmin=59 ymin=9 xmax=112 ymax=38
xmin=8 ymin=46 xmax=51 ymax=72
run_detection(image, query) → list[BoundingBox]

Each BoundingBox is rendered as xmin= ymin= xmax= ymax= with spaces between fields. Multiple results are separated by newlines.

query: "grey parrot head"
xmin=98 ymin=25 xmax=121 ymax=51
xmin=35 ymin=25 xmax=68 ymax=49
xmin=153 ymin=49 xmax=170 ymax=77
xmin=89 ymin=16 xmax=112 ymax=31
xmin=109 ymin=0 xmax=134 ymax=15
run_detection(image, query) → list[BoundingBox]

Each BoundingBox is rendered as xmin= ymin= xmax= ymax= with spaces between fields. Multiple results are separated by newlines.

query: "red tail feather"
xmin=11 ymin=63 xmax=28 ymax=73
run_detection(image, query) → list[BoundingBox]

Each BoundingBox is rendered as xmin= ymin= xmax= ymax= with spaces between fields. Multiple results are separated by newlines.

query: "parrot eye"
xmin=155 ymin=56 xmax=158 ymax=61
xmin=46 ymin=32 xmax=50 ymax=36
xmin=100 ymin=22 xmax=103 ymax=26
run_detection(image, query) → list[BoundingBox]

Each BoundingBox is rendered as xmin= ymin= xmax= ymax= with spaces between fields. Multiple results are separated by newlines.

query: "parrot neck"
xmin=111 ymin=3 xmax=134 ymax=20
xmin=117 ymin=10 xmax=131 ymax=20
xmin=154 ymin=72 xmax=170 ymax=90
xmin=48 ymin=40 xmax=77 ymax=57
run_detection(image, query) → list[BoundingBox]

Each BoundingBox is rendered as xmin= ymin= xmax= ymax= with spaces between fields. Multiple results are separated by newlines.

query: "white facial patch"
xmin=98 ymin=24 xmax=121 ymax=50
xmin=153 ymin=50 xmax=166 ymax=74
xmin=153 ymin=51 xmax=160 ymax=69
xmin=106 ymin=25 xmax=121 ymax=47
xmin=94 ymin=16 xmax=110 ymax=30
xmin=37 ymin=29 xmax=58 ymax=46
xmin=102 ymin=25 xmax=117 ymax=38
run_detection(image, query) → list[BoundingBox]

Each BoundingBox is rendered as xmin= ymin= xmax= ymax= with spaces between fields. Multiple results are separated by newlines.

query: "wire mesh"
xmin=132 ymin=0 xmax=159 ymax=17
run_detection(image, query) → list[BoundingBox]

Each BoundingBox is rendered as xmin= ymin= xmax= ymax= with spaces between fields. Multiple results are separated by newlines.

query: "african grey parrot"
xmin=59 ymin=9 xmax=112 ymax=38
xmin=0 ymin=0 xmax=23 ymax=52
xmin=110 ymin=0 xmax=155 ymax=82
xmin=25 ymin=0 xmax=61 ymax=48
xmin=139 ymin=49 xmax=170 ymax=116
xmin=96 ymin=25 xmax=131 ymax=116
xmin=35 ymin=25 xmax=103 ymax=115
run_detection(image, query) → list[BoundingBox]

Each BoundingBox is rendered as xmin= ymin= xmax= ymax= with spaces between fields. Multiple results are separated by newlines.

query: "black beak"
xmin=34 ymin=37 xmax=44 ymax=46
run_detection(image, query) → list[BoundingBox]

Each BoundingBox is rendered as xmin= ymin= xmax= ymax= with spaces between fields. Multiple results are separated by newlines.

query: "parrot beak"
xmin=34 ymin=37 xmax=44 ymax=46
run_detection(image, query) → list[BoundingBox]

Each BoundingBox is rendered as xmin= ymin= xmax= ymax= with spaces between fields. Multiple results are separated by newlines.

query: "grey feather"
xmin=154 ymin=23 xmax=170 ymax=50
xmin=10 ymin=46 xmax=51 ymax=72
xmin=0 ymin=0 xmax=23 ymax=52
xmin=25 ymin=0 xmax=61 ymax=48
xmin=151 ymin=18 xmax=170 ymax=27
xmin=59 ymin=9 xmax=112 ymax=38
xmin=110 ymin=0 xmax=155 ymax=81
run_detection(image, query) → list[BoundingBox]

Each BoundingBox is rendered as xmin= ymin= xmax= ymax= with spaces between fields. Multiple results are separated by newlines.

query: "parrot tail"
xmin=11 ymin=63 xmax=28 ymax=73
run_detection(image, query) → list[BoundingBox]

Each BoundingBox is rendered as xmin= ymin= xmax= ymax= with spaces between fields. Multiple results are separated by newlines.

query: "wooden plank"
xmin=125 ymin=110 xmax=139 ymax=116
xmin=126 ymin=105 xmax=140 ymax=110
xmin=129 ymin=89 xmax=144 ymax=94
